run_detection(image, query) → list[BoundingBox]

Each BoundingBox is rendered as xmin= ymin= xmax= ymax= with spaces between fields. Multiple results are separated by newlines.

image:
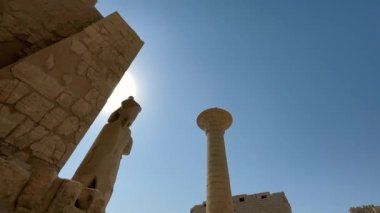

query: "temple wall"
xmin=191 ymin=192 xmax=292 ymax=213
xmin=0 ymin=1 xmax=143 ymax=212
xmin=0 ymin=12 xmax=143 ymax=169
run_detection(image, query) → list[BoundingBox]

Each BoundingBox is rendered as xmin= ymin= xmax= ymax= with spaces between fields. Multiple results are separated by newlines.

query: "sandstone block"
xmin=12 ymin=61 xmax=64 ymax=99
xmin=14 ymin=126 xmax=48 ymax=149
xmin=86 ymin=67 xmax=102 ymax=81
xmin=6 ymin=81 xmax=31 ymax=104
xmin=6 ymin=119 xmax=36 ymax=143
xmin=81 ymin=51 xmax=101 ymax=71
xmin=30 ymin=135 xmax=66 ymax=163
xmin=72 ymin=99 xmax=92 ymax=118
xmin=17 ymin=160 xmax=58 ymax=210
xmin=84 ymin=26 xmax=104 ymax=44
xmin=15 ymin=92 xmax=55 ymax=122
xmin=46 ymin=180 xmax=82 ymax=213
xmin=71 ymin=38 xmax=88 ymax=55
xmin=85 ymin=88 xmax=100 ymax=106
xmin=92 ymin=80 xmax=113 ymax=96
xmin=0 ymin=105 xmax=26 ymax=137
xmin=0 ymin=159 xmax=30 ymax=213
xmin=56 ymin=92 xmax=73 ymax=108
xmin=40 ymin=107 xmax=69 ymax=130
xmin=77 ymin=61 xmax=89 ymax=76
xmin=0 ymin=79 xmax=19 ymax=102
xmin=57 ymin=116 xmax=79 ymax=136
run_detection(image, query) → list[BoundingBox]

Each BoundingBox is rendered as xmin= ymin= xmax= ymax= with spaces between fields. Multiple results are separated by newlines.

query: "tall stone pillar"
xmin=197 ymin=108 xmax=234 ymax=213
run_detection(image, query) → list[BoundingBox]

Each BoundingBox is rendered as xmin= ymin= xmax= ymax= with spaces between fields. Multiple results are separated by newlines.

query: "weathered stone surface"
xmin=76 ymin=61 xmax=89 ymax=76
xmin=0 ymin=79 xmax=19 ymax=102
xmin=0 ymin=158 xmax=30 ymax=213
xmin=197 ymin=108 xmax=234 ymax=213
xmin=74 ymin=188 xmax=103 ymax=212
xmin=92 ymin=80 xmax=113 ymax=96
xmin=0 ymin=104 xmax=26 ymax=137
xmin=15 ymin=92 xmax=55 ymax=122
xmin=86 ymin=67 xmax=102 ymax=82
xmin=57 ymin=116 xmax=79 ymax=136
xmin=71 ymin=38 xmax=88 ymax=55
xmin=14 ymin=126 xmax=48 ymax=149
xmin=6 ymin=119 xmax=36 ymax=143
xmin=56 ymin=92 xmax=73 ymax=108
xmin=63 ymin=74 xmax=73 ymax=85
xmin=45 ymin=54 xmax=55 ymax=70
xmin=85 ymin=88 xmax=100 ymax=106
xmin=72 ymin=99 xmax=92 ymax=118
xmin=46 ymin=180 xmax=82 ymax=213
xmin=191 ymin=192 xmax=293 ymax=213
xmin=40 ymin=107 xmax=68 ymax=130
xmin=0 ymin=0 xmax=102 ymax=68
xmin=16 ymin=160 xmax=58 ymax=210
xmin=88 ymin=196 xmax=106 ymax=213
xmin=30 ymin=135 xmax=66 ymax=163
xmin=14 ymin=207 xmax=33 ymax=213
xmin=12 ymin=61 xmax=64 ymax=99
xmin=6 ymin=81 xmax=31 ymax=104
xmin=73 ymin=97 xmax=141 ymax=207
xmin=0 ymin=5 xmax=144 ymax=212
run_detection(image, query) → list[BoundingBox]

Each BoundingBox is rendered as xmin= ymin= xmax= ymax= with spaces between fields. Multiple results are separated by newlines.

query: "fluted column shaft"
xmin=206 ymin=130 xmax=233 ymax=213
xmin=197 ymin=108 xmax=234 ymax=213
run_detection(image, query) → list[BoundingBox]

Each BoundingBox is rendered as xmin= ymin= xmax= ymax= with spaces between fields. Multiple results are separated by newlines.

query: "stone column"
xmin=197 ymin=108 xmax=234 ymax=213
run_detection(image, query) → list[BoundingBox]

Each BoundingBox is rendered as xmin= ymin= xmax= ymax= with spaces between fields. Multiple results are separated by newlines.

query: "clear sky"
xmin=60 ymin=1 xmax=380 ymax=212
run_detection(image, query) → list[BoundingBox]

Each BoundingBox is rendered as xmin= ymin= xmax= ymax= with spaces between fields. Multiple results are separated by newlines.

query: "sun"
xmin=101 ymin=72 xmax=137 ymax=113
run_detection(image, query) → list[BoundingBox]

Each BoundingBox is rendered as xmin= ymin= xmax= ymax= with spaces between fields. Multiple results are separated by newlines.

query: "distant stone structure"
xmin=350 ymin=205 xmax=380 ymax=213
xmin=191 ymin=192 xmax=292 ymax=213
xmin=197 ymin=108 xmax=234 ymax=213
xmin=195 ymin=108 xmax=292 ymax=213
xmin=0 ymin=0 xmax=143 ymax=212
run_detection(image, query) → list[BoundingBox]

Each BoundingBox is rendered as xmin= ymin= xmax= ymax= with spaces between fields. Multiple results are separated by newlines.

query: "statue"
xmin=72 ymin=96 xmax=141 ymax=209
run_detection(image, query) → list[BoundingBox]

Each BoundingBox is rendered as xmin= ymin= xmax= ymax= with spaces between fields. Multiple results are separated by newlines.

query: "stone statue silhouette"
xmin=72 ymin=96 xmax=141 ymax=208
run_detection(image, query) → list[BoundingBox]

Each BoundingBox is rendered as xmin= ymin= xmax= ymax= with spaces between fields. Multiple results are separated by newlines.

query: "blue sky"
xmin=60 ymin=1 xmax=380 ymax=212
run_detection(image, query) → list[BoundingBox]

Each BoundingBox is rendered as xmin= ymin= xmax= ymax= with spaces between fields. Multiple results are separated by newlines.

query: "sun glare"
xmin=101 ymin=72 xmax=137 ymax=113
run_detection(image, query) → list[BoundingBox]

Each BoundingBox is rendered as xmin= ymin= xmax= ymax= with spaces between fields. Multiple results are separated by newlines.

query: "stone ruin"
xmin=191 ymin=192 xmax=292 ymax=213
xmin=0 ymin=0 xmax=143 ymax=212
xmin=350 ymin=205 xmax=380 ymax=213
xmin=1 ymin=1 xmax=378 ymax=213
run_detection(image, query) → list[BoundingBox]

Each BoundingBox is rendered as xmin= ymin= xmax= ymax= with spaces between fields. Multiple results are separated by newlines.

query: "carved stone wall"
xmin=0 ymin=1 xmax=143 ymax=212
xmin=191 ymin=192 xmax=292 ymax=213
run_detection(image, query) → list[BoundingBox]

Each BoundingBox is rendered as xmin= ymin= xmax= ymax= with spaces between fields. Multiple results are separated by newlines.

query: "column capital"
xmin=197 ymin=108 xmax=233 ymax=133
